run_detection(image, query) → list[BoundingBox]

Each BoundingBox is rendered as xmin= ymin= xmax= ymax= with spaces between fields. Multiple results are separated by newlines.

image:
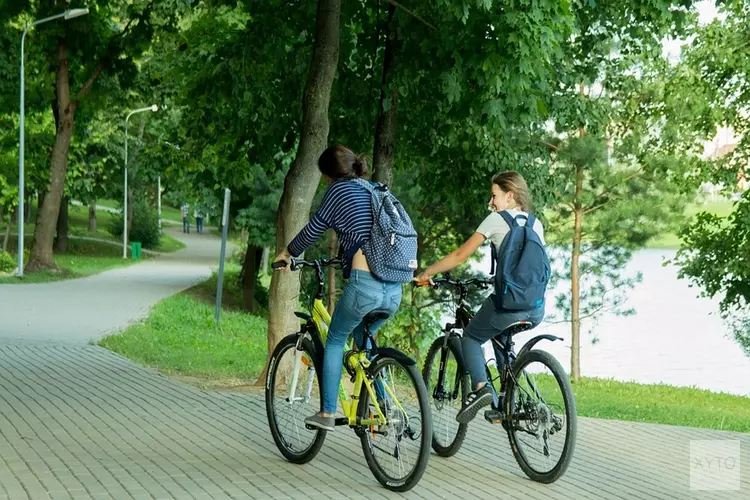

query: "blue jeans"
xmin=321 ymin=270 xmax=402 ymax=414
xmin=461 ymin=295 xmax=545 ymax=388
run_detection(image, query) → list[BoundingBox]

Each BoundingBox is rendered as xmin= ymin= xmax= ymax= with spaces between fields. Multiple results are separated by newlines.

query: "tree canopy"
xmin=1 ymin=0 xmax=748 ymax=364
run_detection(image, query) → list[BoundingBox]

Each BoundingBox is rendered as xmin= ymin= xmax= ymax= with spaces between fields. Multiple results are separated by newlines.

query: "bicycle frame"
xmin=288 ymin=258 xmax=405 ymax=428
xmin=419 ymin=274 xmax=562 ymax=412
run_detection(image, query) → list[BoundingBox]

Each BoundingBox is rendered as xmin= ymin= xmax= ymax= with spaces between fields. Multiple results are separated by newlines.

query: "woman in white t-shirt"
xmin=414 ymin=171 xmax=546 ymax=424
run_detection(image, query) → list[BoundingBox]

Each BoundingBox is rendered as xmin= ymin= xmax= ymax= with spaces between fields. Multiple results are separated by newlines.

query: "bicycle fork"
xmin=287 ymin=336 xmax=315 ymax=404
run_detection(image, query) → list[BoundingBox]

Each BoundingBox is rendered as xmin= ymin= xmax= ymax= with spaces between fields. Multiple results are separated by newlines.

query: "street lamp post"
xmin=17 ymin=8 xmax=89 ymax=277
xmin=157 ymin=176 xmax=161 ymax=229
xmin=123 ymin=105 xmax=158 ymax=258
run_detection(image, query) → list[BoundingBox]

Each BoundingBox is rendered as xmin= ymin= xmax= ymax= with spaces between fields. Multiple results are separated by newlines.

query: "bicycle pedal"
xmin=484 ymin=409 xmax=505 ymax=424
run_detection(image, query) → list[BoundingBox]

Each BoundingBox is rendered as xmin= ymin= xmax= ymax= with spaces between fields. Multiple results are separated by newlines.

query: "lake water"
xmin=468 ymin=248 xmax=750 ymax=397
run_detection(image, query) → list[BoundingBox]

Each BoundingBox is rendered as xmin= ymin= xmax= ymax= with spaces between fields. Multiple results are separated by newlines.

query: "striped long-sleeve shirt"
xmin=287 ymin=179 xmax=372 ymax=278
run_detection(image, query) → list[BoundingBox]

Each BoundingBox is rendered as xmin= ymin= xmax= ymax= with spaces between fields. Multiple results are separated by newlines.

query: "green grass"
xmin=99 ymin=265 xmax=267 ymax=381
xmin=0 ymin=201 xmax=184 ymax=283
xmin=101 ymin=274 xmax=750 ymax=432
xmin=570 ymin=377 xmax=750 ymax=433
xmin=487 ymin=364 xmax=750 ymax=433
xmin=0 ymin=237 xmax=144 ymax=284
xmin=190 ymin=263 xmax=250 ymax=312
xmin=99 ymin=199 xmax=183 ymax=223
xmin=157 ymin=234 xmax=186 ymax=253
xmin=96 ymin=199 xmax=119 ymax=210
xmin=210 ymin=227 xmax=242 ymax=245
xmin=1 ymin=204 xmax=185 ymax=254
xmin=646 ymin=199 xmax=735 ymax=249
xmin=160 ymin=204 xmax=183 ymax=223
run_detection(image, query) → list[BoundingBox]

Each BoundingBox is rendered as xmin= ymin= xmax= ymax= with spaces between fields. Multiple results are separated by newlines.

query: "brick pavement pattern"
xmin=0 ymin=344 xmax=747 ymax=500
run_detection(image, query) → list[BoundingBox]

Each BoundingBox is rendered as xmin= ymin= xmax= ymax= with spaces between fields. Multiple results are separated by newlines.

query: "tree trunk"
xmin=242 ymin=244 xmax=264 ymax=313
xmin=27 ymin=40 xmax=76 ymax=272
xmin=25 ymin=195 xmax=33 ymax=224
xmin=55 ymin=196 xmax=69 ymax=254
xmin=2 ymin=211 xmax=11 ymax=253
xmin=570 ymin=164 xmax=583 ymax=382
xmin=327 ymin=232 xmax=338 ymax=314
xmin=35 ymin=192 xmax=46 ymax=227
xmin=372 ymin=3 xmax=398 ymax=186
xmin=257 ymin=0 xmax=341 ymax=386
xmin=260 ymin=247 xmax=270 ymax=276
xmin=88 ymin=203 xmax=96 ymax=232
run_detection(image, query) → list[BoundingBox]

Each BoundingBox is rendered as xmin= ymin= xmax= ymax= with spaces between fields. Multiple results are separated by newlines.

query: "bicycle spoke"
xmin=270 ymin=343 xmax=321 ymax=456
xmin=361 ymin=358 xmax=427 ymax=485
xmin=509 ymin=361 xmax=568 ymax=475
xmin=425 ymin=343 xmax=464 ymax=452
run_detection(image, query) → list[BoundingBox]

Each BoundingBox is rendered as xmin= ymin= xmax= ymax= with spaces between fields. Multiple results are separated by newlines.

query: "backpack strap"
xmin=498 ymin=210 xmax=517 ymax=228
xmin=489 ymin=242 xmax=497 ymax=276
xmin=526 ymin=214 xmax=536 ymax=229
xmin=350 ymin=177 xmax=375 ymax=192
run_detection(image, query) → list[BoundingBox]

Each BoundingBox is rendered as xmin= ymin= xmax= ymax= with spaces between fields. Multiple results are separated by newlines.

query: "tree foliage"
xmin=668 ymin=0 xmax=750 ymax=354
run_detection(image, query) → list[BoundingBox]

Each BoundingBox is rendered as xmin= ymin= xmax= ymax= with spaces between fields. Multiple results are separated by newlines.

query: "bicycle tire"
xmin=422 ymin=336 xmax=469 ymax=457
xmin=358 ymin=355 xmax=432 ymax=492
xmin=505 ymin=349 xmax=577 ymax=483
xmin=265 ymin=333 xmax=326 ymax=464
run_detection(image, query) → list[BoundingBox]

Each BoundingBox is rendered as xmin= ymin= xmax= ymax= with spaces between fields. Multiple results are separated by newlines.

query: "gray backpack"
xmin=353 ymin=179 xmax=418 ymax=283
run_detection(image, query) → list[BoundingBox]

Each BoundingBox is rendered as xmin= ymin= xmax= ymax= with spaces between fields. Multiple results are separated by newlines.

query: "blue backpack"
xmin=490 ymin=211 xmax=550 ymax=311
xmin=353 ymin=179 xmax=418 ymax=283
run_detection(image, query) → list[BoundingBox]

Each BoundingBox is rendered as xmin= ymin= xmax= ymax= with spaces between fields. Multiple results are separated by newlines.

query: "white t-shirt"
xmin=475 ymin=209 xmax=545 ymax=247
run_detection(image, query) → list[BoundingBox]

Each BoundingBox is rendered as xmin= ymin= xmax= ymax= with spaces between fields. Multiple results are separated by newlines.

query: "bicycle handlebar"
xmin=272 ymin=257 xmax=342 ymax=272
xmin=413 ymin=274 xmax=492 ymax=290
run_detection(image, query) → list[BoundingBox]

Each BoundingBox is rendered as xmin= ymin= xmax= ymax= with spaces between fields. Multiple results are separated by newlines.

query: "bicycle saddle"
xmin=363 ymin=310 xmax=391 ymax=327
xmin=499 ymin=321 xmax=534 ymax=337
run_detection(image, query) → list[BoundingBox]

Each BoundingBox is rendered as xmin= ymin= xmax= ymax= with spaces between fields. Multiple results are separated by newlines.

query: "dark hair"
xmin=492 ymin=171 xmax=532 ymax=211
xmin=318 ymin=145 xmax=368 ymax=180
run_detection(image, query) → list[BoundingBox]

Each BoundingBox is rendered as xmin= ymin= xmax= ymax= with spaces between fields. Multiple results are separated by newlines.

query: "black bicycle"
xmin=418 ymin=274 xmax=577 ymax=484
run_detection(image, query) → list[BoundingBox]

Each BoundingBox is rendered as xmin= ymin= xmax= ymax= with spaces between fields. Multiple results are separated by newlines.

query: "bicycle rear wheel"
xmin=505 ymin=349 xmax=577 ymax=483
xmin=265 ymin=333 xmax=326 ymax=464
xmin=358 ymin=355 xmax=432 ymax=492
xmin=422 ymin=336 xmax=469 ymax=457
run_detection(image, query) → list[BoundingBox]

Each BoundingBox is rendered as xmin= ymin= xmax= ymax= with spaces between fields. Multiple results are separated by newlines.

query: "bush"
xmin=0 ymin=250 xmax=15 ymax=273
xmin=108 ymin=199 xmax=161 ymax=249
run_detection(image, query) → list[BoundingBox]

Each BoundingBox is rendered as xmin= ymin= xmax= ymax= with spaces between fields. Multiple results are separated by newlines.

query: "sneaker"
xmin=304 ymin=413 xmax=335 ymax=431
xmin=455 ymin=385 xmax=493 ymax=424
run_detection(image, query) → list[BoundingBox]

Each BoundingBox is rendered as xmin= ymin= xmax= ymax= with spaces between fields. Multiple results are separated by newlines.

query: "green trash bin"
xmin=131 ymin=242 xmax=142 ymax=259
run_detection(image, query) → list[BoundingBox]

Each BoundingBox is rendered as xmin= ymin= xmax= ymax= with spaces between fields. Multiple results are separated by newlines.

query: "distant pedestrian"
xmin=195 ymin=210 xmax=204 ymax=233
xmin=181 ymin=204 xmax=191 ymax=233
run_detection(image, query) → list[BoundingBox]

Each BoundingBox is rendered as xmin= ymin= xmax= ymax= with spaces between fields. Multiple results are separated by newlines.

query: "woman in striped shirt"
xmin=274 ymin=145 xmax=403 ymax=431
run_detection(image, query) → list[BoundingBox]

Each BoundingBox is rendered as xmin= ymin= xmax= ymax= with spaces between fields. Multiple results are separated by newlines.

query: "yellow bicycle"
xmin=264 ymin=257 xmax=432 ymax=492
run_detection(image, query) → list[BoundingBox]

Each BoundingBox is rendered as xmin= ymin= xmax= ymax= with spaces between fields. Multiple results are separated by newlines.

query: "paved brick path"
xmin=0 ymin=344 xmax=747 ymax=500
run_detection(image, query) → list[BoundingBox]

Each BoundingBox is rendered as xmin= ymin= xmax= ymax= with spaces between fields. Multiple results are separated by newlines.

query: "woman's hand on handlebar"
xmin=272 ymin=250 xmax=292 ymax=271
xmin=413 ymin=271 xmax=434 ymax=287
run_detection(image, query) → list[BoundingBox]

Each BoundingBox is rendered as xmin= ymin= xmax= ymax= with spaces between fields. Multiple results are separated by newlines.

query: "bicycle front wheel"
xmin=358 ymin=355 xmax=432 ymax=492
xmin=505 ymin=348 xmax=577 ymax=483
xmin=422 ymin=336 xmax=469 ymax=457
xmin=265 ymin=333 xmax=326 ymax=464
